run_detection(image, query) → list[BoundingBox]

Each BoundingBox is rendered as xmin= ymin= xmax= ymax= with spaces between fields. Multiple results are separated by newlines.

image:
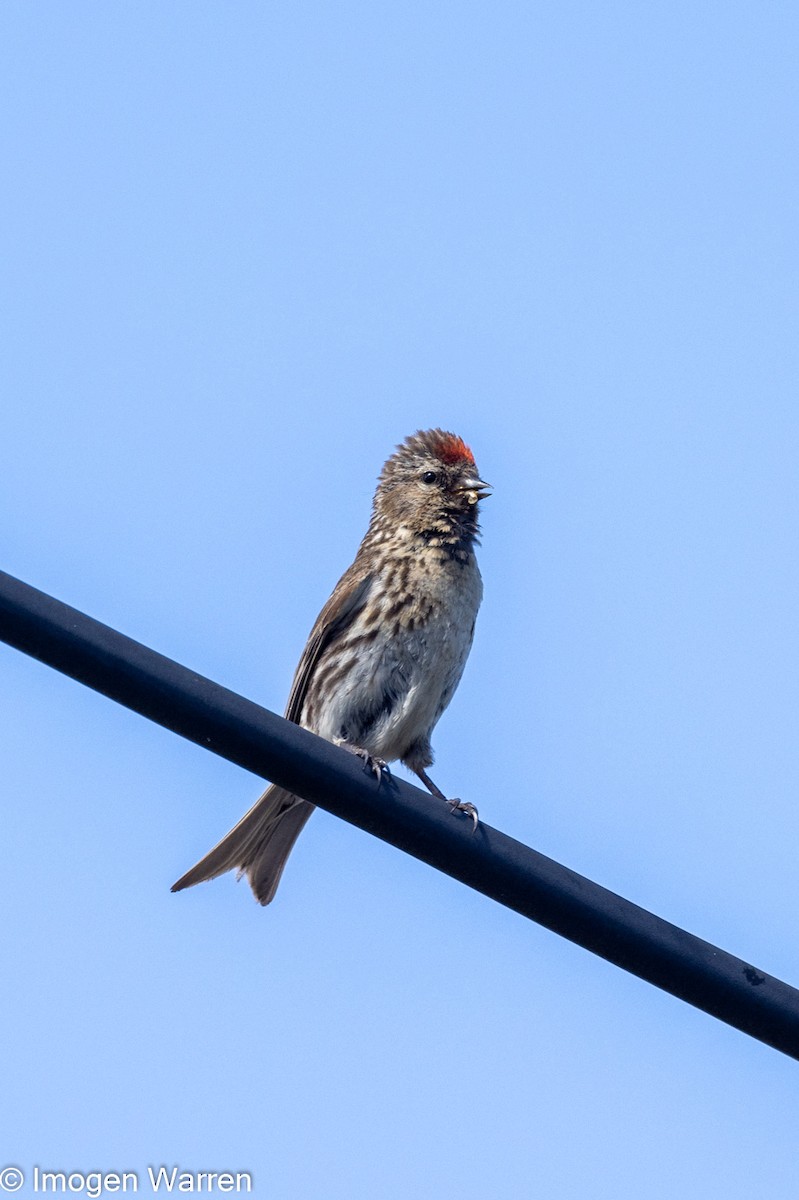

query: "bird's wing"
xmin=284 ymin=569 xmax=374 ymax=724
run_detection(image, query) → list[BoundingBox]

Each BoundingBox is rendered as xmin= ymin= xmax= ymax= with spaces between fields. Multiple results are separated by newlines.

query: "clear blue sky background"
xmin=2 ymin=3 xmax=798 ymax=1197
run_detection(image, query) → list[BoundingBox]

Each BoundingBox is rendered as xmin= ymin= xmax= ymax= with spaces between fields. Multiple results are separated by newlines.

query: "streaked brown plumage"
xmin=171 ymin=429 xmax=490 ymax=905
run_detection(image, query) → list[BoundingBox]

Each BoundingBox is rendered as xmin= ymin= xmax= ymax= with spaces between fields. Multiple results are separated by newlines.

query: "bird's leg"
xmin=413 ymin=767 xmax=479 ymax=829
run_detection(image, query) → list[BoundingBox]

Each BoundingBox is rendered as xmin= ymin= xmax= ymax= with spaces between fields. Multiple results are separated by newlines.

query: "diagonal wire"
xmin=1 ymin=567 xmax=798 ymax=1060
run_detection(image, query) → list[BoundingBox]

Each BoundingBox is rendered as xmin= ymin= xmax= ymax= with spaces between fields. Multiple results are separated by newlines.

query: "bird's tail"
xmin=171 ymin=785 xmax=314 ymax=906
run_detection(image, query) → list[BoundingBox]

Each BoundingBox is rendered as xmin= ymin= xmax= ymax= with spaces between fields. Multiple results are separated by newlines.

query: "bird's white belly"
xmin=313 ymin=556 xmax=482 ymax=762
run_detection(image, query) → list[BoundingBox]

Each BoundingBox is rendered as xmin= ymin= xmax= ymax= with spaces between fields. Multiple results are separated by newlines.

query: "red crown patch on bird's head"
xmin=385 ymin=429 xmax=478 ymax=480
xmin=433 ymin=433 xmax=475 ymax=466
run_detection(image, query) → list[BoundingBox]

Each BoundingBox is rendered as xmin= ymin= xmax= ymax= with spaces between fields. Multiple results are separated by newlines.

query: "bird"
xmin=171 ymin=428 xmax=491 ymax=905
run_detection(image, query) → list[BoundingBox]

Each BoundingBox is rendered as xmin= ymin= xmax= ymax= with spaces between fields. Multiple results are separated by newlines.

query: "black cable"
xmin=1 ymin=567 xmax=797 ymax=1059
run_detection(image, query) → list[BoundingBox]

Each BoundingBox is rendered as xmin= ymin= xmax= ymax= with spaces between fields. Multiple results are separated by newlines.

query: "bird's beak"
xmin=459 ymin=477 xmax=492 ymax=506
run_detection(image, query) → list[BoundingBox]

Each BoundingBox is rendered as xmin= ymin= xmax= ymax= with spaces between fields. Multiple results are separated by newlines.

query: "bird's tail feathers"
xmin=171 ymin=785 xmax=315 ymax=906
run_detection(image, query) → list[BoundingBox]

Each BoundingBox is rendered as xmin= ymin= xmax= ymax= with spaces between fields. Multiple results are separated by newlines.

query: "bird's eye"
xmin=421 ymin=470 xmax=438 ymax=485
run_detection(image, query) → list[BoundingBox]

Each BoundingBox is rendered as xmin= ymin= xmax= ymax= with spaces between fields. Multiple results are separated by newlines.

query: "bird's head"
xmin=373 ymin=429 xmax=491 ymax=538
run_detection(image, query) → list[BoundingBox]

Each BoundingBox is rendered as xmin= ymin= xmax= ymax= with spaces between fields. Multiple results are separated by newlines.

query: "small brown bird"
xmin=172 ymin=429 xmax=490 ymax=904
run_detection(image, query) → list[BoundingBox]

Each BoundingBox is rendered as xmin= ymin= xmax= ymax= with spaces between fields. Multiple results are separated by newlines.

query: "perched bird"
xmin=172 ymin=428 xmax=490 ymax=905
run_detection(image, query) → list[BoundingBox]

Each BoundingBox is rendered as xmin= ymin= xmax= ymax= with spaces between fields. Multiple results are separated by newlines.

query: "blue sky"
xmin=2 ymin=3 xmax=799 ymax=1197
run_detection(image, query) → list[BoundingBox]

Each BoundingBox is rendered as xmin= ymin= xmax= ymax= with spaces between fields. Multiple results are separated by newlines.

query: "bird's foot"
xmin=447 ymin=798 xmax=479 ymax=830
xmin=352 ymin=747 xmax=390 ymax=785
